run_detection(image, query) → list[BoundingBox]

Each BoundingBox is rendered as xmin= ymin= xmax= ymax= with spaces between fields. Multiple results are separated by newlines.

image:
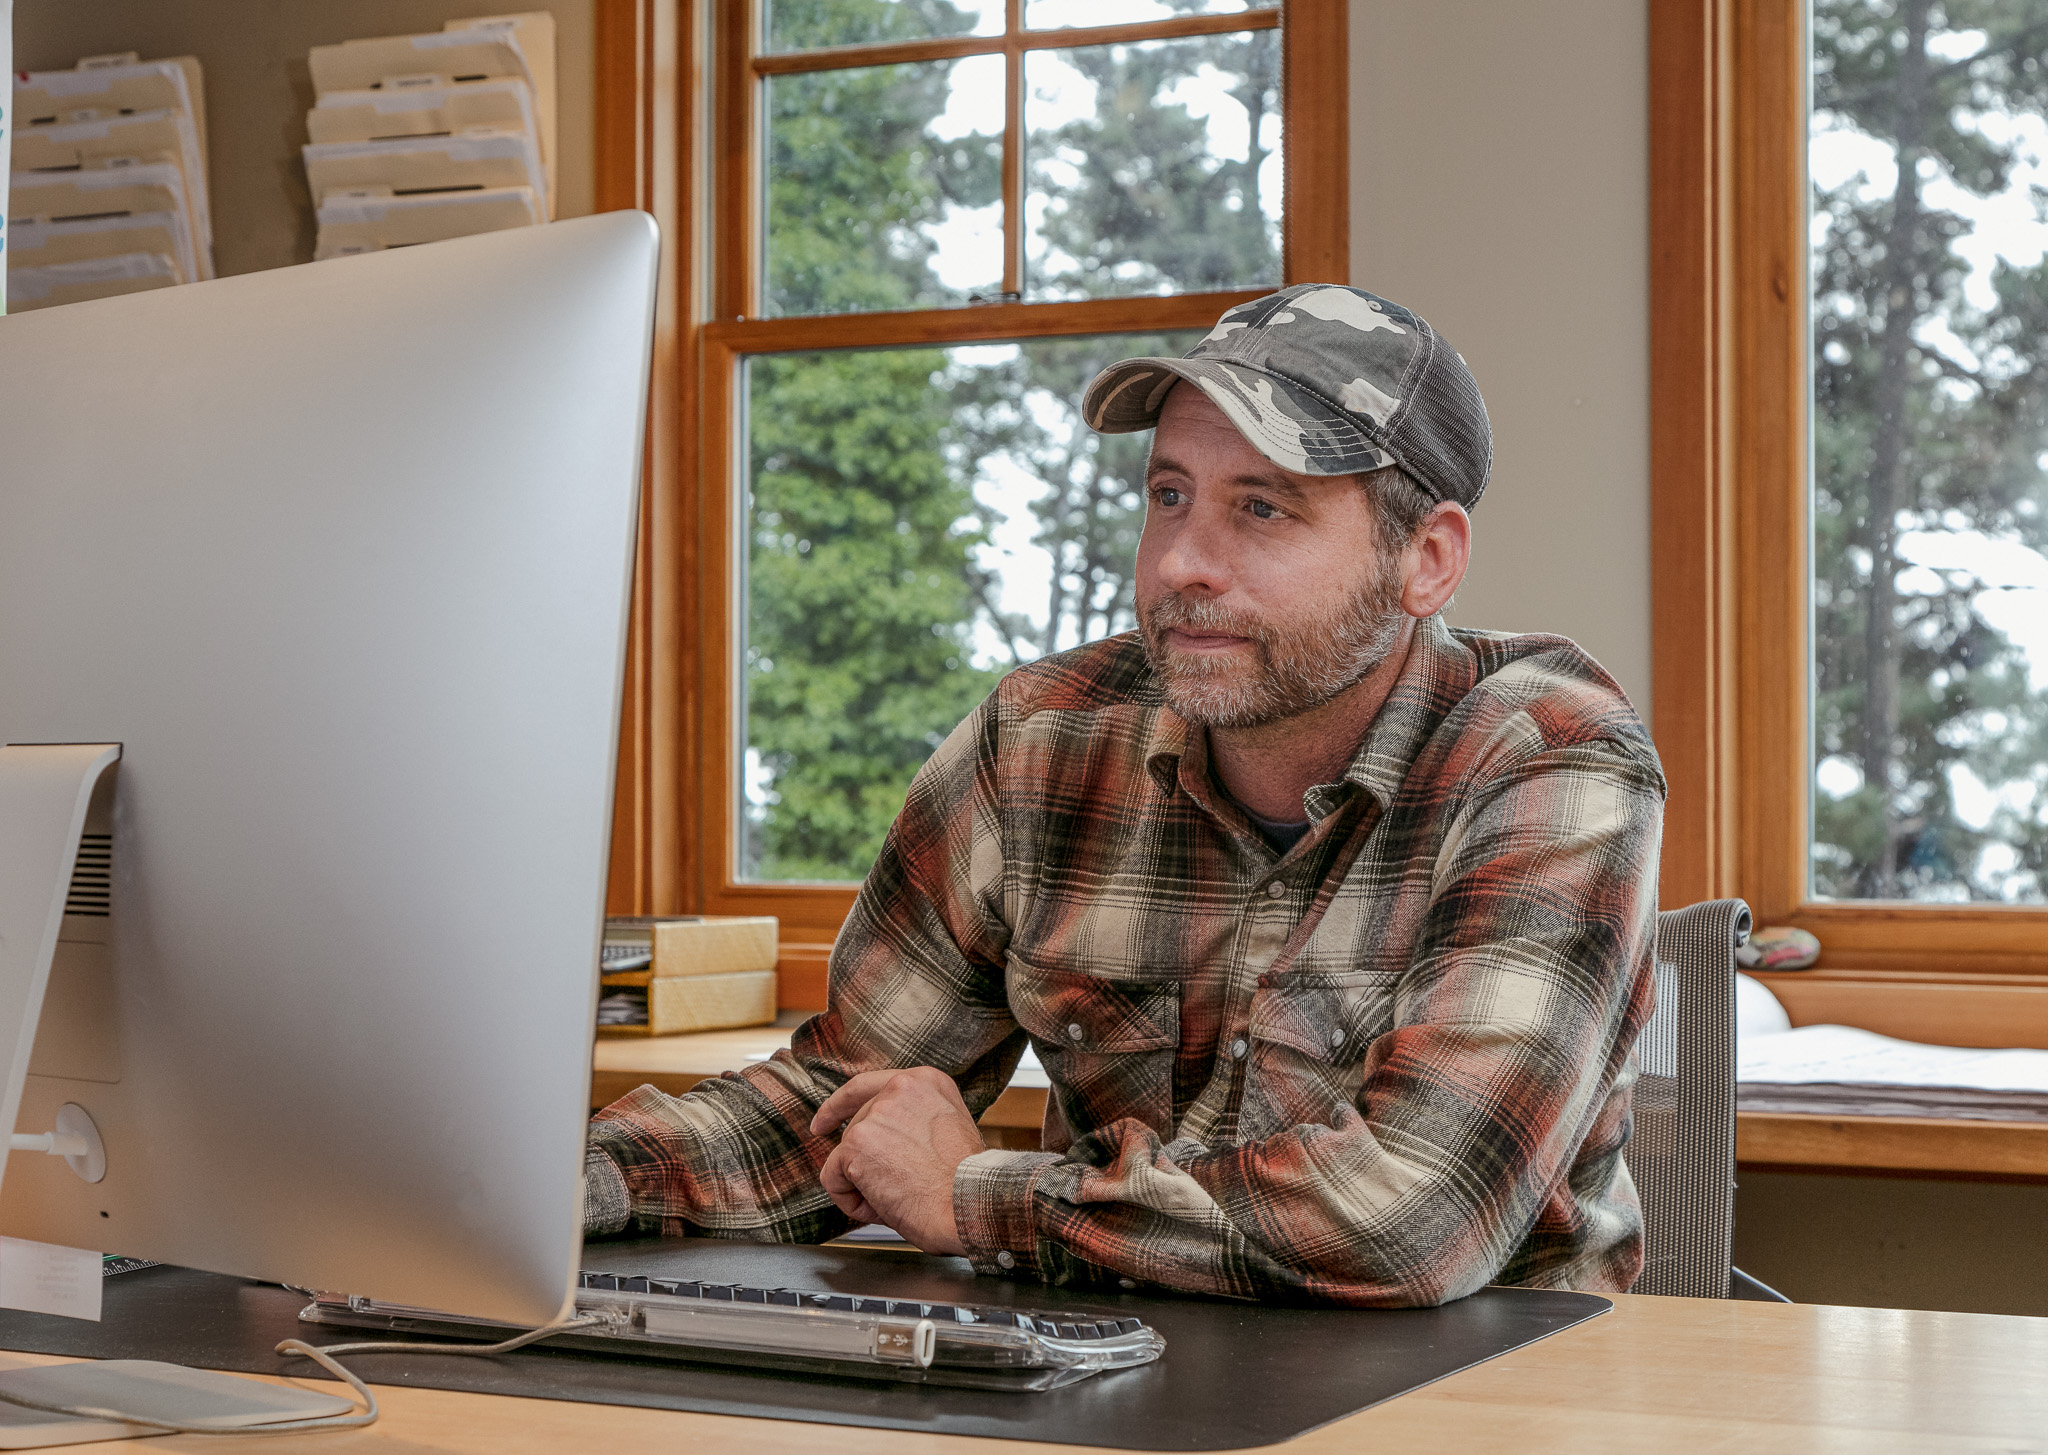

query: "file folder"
xmin=302 ymin=128 xmax=546 ymax=207
xmin=308 ymin=26 xmax=534 ymax=97
xmin=7 ymin=212 xmax=196 ymax=288
xmin=5 ymin=252 xmax=181 ymax=312
xmin=13 ymin=56 xmax=209 ymax=171
xmin=313 ymin=185 xmax=541 ymax=259
xmin=9 ymin=109 xmax=213 ymax=256
xmin=449 ymin=13 xmax=556 ymax=216
xmin=306 ymin=77 xmax=537 ymax=149
xmin=8 ymin=162 xmax=193 ymax=232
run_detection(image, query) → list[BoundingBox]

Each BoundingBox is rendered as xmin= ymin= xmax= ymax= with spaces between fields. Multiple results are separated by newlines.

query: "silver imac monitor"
xmin=0 ymin=211 xmax=657 ymax=1327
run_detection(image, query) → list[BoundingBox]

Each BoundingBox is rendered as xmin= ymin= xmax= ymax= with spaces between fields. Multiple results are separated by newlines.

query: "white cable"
xmin=0 ymin=1313 xmax=604 ymax=1435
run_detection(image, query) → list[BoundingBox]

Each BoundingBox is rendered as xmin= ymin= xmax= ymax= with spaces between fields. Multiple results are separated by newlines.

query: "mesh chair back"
xmin=1627 ymin=898 xmax=1752 ymax=1298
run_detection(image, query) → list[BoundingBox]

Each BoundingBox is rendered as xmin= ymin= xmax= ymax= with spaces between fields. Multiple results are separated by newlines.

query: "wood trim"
xmin=1649 ymin=1 xmax=2048 ymax=978
xmin=1280 ymin=0 xmax=1347 ymax=285
xmin=1738 ymin=1112 xmax=2048 ymax=1182
xmin=748 ymin=10 xmax=1279 ymax=77
xmin=713 ymin=0 xmax=756 ymax=322
xmin=775 ymin=941 xmax=834 ymax=1011
xmin=1648 ymin=0 xmax=1734 ymax=908
xmin=703 ymin=291 xmax=1265 ymax=353
xmin=752 ymin=33 xmax=1002 ymax=73
xmin=593 ymin=0 xmax=644 ymax=218
xmin=1751 ymin=968 xmax=2048 ymax=1049
xmin=1001 ymin=0 xmax=1024 ymax=299
xmin=1728 ymin=0 xmax=1810 ymax=931
xmin=602 ymin=0 xmax=691 ymax=915
xmin=599 ymin=0 xmax=650 ymax=914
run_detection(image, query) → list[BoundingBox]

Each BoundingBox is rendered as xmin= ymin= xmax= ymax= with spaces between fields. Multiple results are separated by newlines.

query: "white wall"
xmin=1349 ymin=0 xmax=1651 ymax=716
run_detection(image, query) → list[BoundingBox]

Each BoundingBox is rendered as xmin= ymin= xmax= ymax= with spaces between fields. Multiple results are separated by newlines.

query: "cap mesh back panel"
xmin=1628 ymin=899 xmax=1751 ymax=1298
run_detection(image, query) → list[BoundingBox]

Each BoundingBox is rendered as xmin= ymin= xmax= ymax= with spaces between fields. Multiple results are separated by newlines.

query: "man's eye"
xmin=1153 ymin=487 xmax=1185 ymax=508
xmin=1247 ymin=498 xmax=1282 ymax=520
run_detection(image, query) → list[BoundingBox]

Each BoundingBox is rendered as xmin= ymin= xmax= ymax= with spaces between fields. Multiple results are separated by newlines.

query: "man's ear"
xmin=1401 ymin=502 xmax=1471 ymax=618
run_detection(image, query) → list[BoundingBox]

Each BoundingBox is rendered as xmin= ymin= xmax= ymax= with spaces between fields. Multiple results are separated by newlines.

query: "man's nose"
xmin=1154 ymin=514 xmax=1233 ymax=596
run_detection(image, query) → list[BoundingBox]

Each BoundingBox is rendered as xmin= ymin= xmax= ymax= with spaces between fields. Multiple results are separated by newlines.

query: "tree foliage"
xmin=1812 ymin=0 xmax=2048 ymax=901
xmin=745 ymin=0 xmax=1282 ymax=880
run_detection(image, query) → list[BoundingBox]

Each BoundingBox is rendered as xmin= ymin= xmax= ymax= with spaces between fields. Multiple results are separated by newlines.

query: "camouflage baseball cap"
xmin=1081 ymin=284 xmax=1493 ymax=509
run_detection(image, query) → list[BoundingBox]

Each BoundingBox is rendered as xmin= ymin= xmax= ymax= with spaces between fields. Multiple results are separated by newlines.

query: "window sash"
xmin=1649 ymin=0 xmax=2048 ymax=977
xmin=613 ymin=1 xmax=1344 ymax=970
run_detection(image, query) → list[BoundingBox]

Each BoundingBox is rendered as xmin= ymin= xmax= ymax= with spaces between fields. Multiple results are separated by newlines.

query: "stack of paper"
xmin=7 ymin=52 xmax=215 ymax=311
xmin=303 ymin=13 xmax=556 ymax=263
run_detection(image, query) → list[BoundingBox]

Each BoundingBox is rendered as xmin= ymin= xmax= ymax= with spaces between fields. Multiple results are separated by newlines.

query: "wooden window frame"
xmin=607 ymin=0 xmax=1349 ymax=1005
xmin=1651 ymin=0 xmax=2048 ymax=1043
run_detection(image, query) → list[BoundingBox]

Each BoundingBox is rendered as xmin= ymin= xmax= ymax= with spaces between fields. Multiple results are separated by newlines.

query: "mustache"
xmin=1144 ymin=593 xmax=1271 ymax=644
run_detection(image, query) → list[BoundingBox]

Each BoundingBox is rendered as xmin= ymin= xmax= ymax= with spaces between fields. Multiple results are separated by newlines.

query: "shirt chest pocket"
xmin=1242 ymin=971 xmax=1402 ymax=1136
xmin=1007 ymin=959 xmax=1180 ymax=1145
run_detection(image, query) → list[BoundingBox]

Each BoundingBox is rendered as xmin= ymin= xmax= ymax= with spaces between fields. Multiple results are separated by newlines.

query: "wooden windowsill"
xmin=1735 ymin=1111 xmax=2048 ymax=1183
xmin=594 ymin=1027 xmax=2048 ymax=1183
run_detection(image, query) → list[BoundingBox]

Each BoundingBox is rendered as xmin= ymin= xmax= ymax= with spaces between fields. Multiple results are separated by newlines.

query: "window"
xmin=652 ymin=0 xmax=1345 ymax=960
xmin=1651 ymin=0 xmax=2048 ymax=981
xmin=1809 ymin=1 xmax=2048 ymax=906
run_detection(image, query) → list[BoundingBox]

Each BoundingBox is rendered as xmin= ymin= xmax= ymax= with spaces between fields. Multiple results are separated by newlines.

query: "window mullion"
xmin=1002 ymin=1 xmax=1025 ymax=299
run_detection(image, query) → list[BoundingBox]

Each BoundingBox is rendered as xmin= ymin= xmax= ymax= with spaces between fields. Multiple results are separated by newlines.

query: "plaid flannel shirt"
xmin=589 ymin=614 xmax=1666 ymax=1307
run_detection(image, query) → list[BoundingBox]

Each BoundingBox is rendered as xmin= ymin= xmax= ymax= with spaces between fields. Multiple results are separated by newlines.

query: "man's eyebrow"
xmin=1147 ymin=452 xmax=1312 ymax=502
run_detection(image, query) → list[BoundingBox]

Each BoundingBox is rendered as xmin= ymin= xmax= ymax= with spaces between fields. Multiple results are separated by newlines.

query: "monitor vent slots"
xmin=65 ymin=834 xmax=112 ymax=917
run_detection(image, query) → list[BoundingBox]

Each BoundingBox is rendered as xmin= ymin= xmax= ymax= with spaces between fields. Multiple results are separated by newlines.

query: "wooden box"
xmin=598 ymin=916 xmax=779 ymax=1037
xmin=597 ymin=969 xmax=778 ymax=1037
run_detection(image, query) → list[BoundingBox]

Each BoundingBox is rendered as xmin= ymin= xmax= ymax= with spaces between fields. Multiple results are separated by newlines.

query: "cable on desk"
xmin=0 ymin=1313 xmax=604 ymax=1435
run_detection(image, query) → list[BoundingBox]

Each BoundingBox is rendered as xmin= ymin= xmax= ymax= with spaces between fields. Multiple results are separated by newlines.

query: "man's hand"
xmin=812 ymin=1068 xmax=986 ymax=1257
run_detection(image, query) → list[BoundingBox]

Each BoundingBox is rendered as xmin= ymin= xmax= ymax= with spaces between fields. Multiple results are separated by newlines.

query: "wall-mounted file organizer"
xmin=7 ymin=54 xmax=215 ymax=310
xmin=303 ymin=12 xmax=557 ymax=263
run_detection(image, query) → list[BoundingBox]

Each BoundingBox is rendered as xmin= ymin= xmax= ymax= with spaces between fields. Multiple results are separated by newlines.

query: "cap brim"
xmin=1082 ymin=357 xmax=1397 ymax=479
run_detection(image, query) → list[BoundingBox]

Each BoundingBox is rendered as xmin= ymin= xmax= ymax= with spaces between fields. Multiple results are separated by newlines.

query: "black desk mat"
xmin=0 ymin=1240 xmax=1608 ymax=1450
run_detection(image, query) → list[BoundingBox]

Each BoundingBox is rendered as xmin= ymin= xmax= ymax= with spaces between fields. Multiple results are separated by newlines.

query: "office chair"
xmin=1628 ymin=898 xmax=1788 ymax=1300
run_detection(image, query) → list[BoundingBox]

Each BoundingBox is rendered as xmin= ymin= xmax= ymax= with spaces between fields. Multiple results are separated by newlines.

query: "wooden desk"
xmin=593 ymin=1028 xmax=2048 ymax=1179
xmin=6 ymin=1292 xmax=2045 ymax=1451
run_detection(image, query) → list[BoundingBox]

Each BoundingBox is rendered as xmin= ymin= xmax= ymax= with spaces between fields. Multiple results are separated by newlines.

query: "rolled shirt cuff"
xmin=954 ymin=1148 xmax=1063 ymax=1277
xmin=583 ymin=1145 xmax=633 ymax=1237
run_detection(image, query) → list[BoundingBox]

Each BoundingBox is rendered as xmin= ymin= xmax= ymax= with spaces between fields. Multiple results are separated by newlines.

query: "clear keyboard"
xmin=301 ymin=1270 xmax=1165 ymax=1392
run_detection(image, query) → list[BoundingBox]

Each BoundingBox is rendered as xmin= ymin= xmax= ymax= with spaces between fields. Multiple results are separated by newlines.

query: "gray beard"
xmin=1140 ymin=563 xmax=1408 ymax=730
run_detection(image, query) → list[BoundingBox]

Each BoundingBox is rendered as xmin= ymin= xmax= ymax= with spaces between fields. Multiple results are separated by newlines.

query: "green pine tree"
xmin=1812 ymin=0 xmax=2048 ymax=901
xmin=745 ymin=0 xmax=1284 ymax=881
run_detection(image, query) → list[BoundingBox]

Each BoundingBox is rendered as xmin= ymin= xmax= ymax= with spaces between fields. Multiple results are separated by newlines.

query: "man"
xmin=585 ymin=285 xmax=1665 ymax=1307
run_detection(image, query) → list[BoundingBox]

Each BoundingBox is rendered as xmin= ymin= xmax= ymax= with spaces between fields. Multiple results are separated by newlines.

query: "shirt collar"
xmin=1340 ymin=613 xmax=1476 ymax=811
xmin=1142 ymin=613 xmax=1478 ymax=816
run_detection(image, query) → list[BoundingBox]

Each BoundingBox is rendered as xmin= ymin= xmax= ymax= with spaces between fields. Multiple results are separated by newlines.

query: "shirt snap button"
xmin=996 ymin=1250 xmax=1015 ymax=1270
xmin=1229 ymin=1038 xmax=1248 ymax=1060
xmin=1066 ymin=1023 xmax=1085 ymax=1042
xmin=1328 ymin=1027 xmax=1346 ymax=1049
xmin=1265 ymin=881 xmax=1286 ymax=899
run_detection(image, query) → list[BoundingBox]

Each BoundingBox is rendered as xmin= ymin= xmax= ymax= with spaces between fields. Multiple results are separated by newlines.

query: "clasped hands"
xmin=811 ymin=1067 xmax=986 ymax=1257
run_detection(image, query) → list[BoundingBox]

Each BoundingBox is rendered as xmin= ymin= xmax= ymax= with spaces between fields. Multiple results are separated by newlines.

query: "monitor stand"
xmin=0 ymin=744 xmax=122 ymax=1201
xmin=0 ymin=744 xmax=358 ymax=1443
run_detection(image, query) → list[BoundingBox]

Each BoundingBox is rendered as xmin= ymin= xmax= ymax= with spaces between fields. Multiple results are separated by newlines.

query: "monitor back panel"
xmin=0 ymin=212 xmax=657 ymax=1326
